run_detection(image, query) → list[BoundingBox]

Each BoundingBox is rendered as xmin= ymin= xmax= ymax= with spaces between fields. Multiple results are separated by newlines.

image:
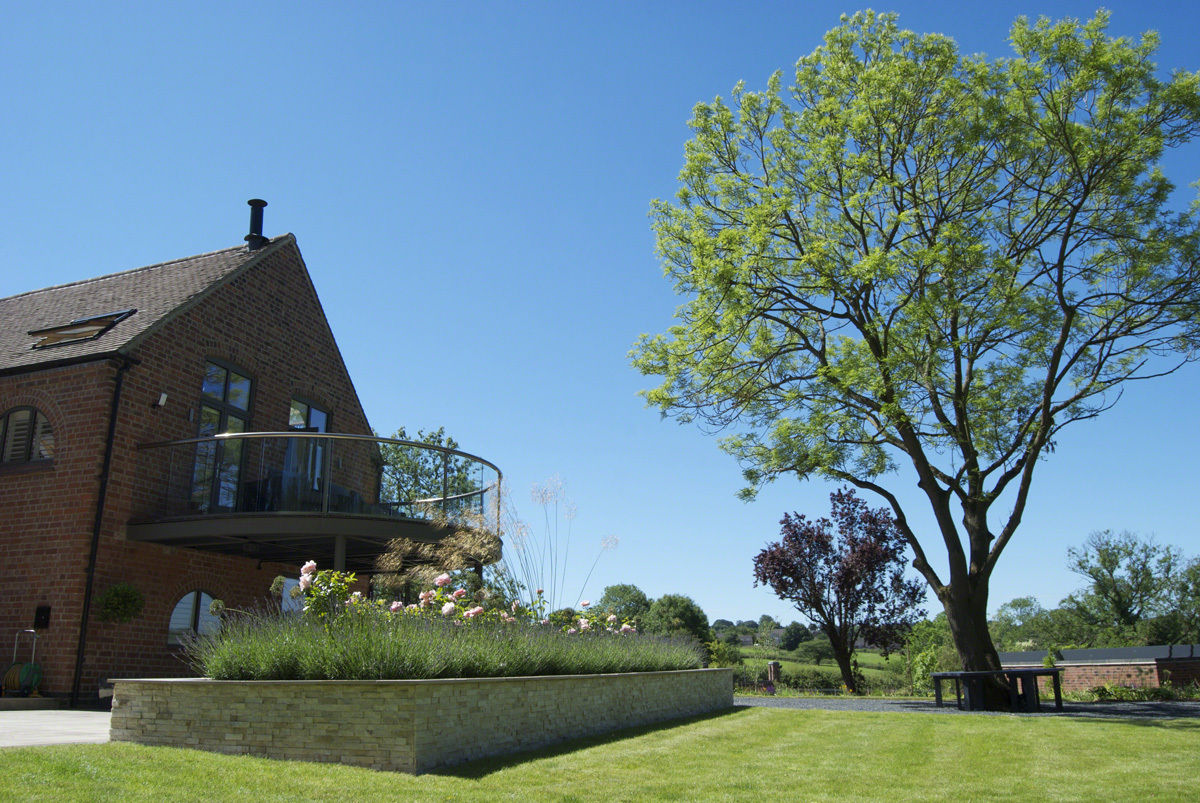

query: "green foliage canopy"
xmin=1065 ymin=530 xmax=1181 ymax=630
xmin=632 ymin=10 xmax=1200 ymax=671
xmin=643 ymin=594 xmax=712 ymax=645
xmin=595 ymin=583 xmax=652 ymax=629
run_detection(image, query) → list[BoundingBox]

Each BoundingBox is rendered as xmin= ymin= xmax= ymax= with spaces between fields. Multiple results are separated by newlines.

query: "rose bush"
xmin=292 ymin=562 xmax=638 ymax=635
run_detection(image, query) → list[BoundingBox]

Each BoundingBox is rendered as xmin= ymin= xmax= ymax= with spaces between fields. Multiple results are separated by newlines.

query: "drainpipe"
xmin=70 ymin=354 xmax=137 ymax=707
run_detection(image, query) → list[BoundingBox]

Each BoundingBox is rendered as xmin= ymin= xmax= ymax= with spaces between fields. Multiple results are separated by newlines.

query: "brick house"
xmin=0 ymin=203 xmax=500 ymax=704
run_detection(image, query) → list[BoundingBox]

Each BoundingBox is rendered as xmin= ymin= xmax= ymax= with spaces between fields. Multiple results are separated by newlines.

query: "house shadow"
xmin=426 ymin=706 xmax=749 ymax=779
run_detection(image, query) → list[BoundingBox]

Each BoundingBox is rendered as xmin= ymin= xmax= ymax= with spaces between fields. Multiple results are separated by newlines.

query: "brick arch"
xmin=162 ymin=567 xmax=238 ymax=613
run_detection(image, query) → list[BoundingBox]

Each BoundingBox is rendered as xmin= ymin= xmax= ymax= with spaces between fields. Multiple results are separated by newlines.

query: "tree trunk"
xmin=941 ymin=582 xmax=1010 ymax=710
xmin=828 ymin=632 xmax=860 ymax=694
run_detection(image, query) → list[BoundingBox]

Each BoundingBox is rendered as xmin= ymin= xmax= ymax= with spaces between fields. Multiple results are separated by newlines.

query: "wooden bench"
xmin=931 ymin=668 xmax=1063 ymax=712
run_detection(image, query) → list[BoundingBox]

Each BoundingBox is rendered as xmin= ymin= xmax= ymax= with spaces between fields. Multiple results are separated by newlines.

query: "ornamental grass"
xmin=184 ymin=564 xmax=702 ymax=681
xmin=184 ymin=612 xmax=703 ymax=681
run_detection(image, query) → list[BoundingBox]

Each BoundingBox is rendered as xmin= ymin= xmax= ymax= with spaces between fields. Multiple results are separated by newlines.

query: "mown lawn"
xmin=1 ymin=707 xmax=1196 ymax=801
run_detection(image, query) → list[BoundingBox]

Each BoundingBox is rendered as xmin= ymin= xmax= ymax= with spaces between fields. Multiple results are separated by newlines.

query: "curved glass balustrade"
xmin=133 ymin=432 xmax=501 ymax=533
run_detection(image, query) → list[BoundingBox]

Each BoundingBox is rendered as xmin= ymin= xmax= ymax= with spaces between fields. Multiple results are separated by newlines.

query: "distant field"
xmin=738 ymin=646 xmax=896 ymax=685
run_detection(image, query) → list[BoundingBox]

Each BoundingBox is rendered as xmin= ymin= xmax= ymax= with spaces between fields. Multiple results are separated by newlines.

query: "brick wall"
xmin=0 ymin=360 xmax=116 ymax=699
xmin=1057 ymin=662 xmax=1159 ymax=692
xmin=110 ymin=669 xmax=734 ymax=773
xmin=1 ymin=240 xmax=378 ymax=699
xmin=1156 ymin=658 xmax=1200 ymax=687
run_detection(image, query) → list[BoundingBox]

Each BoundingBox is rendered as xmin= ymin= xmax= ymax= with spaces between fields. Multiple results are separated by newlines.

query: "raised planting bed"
xmin=109 ymin=668 xmax=733 ymax=773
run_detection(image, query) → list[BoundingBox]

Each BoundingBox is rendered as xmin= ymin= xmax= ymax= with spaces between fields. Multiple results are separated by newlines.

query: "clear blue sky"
xmin=3 ymin=1 xmax=1197 ymax=626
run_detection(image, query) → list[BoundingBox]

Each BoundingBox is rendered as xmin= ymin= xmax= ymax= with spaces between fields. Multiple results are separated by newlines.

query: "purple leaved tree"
xmin=753 ymin=489 xmax=924 ymax=693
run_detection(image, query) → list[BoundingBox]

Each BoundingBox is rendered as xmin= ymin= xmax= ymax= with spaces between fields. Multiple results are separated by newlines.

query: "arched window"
xmin=167 ymin=590 xmax=220 ymax=645
xmin=0 ymin=407 xmax=54 ymax=464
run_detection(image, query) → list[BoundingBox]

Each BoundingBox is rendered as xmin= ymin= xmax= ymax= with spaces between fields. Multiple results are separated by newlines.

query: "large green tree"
xmin=632 ymin=11 xmax=1200 ymax=706
xmin=1064 ymin=530 xmax=1181 ymax=634
xmin=377 ymin=426 xmax=481 ymax=516
xmin=643 ymin=594 xmax=712 ymax=646
xmin=595 ymin=583 xmax=652 ymax=629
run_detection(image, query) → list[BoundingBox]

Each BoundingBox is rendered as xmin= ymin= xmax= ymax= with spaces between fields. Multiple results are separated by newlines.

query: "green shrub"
xmin=95 ymin=583 xmax=144 ymax=623
xmin=706 ymin=639 xmax=743 ymax=667
xmin=1069 ymin=682 xmax=1200 ymax=703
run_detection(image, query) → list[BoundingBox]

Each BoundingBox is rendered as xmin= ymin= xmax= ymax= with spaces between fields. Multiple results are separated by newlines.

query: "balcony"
xmin=127 ymin=432 xmax=501 ymax=574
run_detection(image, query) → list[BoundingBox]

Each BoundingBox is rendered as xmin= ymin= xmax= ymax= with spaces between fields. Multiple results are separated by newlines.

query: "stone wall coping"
xmin=109 ymin=667 xmax=728 ymax=686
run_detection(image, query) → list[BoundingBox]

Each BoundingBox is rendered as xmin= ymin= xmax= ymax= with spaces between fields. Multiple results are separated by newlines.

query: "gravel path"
xmin=734 ymin=695 xmax=1200 ymax=719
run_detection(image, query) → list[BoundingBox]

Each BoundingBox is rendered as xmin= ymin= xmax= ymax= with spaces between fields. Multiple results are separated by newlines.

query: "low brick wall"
xmin=1059 ymin=662 xmax=1158 ymax=692
xmin=1158 ymin=658 xmax=1200 ymax=687
xmin=110 ymin=669 xmax=733 ymax=773
xmin=1006 ymin=662 xmax=1160 ymax=692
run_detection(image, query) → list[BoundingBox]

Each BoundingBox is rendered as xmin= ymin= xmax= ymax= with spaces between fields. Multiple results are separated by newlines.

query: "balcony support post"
xmin=334 ymin=535 xmax=346 ymax=571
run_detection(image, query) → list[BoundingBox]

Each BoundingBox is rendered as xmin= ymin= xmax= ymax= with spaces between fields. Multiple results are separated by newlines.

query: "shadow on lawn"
xmin=428 ymin=706 xmax=749 ymax=779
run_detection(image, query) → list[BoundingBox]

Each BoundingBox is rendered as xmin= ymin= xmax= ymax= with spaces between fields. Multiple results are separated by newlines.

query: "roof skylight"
xmin=28 ymin=308 xmax=137 ymax=349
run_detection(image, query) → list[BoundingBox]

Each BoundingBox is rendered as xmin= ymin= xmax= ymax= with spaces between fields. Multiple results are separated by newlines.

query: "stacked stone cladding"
xmin=110 ymin=669 xmax=734 ymax=773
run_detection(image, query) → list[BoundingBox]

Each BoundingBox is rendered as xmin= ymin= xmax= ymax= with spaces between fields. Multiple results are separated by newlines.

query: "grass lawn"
xmin=2 ymin=707 xmax=1196 ymax=801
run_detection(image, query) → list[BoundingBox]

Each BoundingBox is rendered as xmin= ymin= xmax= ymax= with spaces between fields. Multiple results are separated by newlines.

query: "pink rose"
xmin=434 ymin=573 xmax=452 ymax=587
xmin=620 ymin=623 xmax=634 ymax=634
xmin=441 ymin=602 xmax=456 ymax=616
xmin=567 ymin=627 xmax=577 ymax=634
xmin=580 ymin=600 xmax=590 ymax=608
xmin=390 ymin=601 xmax=403 ymax=613
xmin=452 ymin=588 xmax=467 ymax=600
xmin=298 ymin=574 xmax=312 ymax=591
xmin=536 ymin=588 xmax=543 ymax=596
xmin=464 ymin=606 xmax=484 ymax=619
xmin=301 ymin=560 xmax=317 ymax=576
xmin=579 ymin=618 xmax=591 ymax=630
xmin=406 ymin=603 xmax=418 ymax=611
xmin=607 ymin=614 xmax=618 ymax=623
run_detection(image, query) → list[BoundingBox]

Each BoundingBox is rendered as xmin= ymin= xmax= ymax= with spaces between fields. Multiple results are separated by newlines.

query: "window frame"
xmin=166 ymin=589 xmax=220 ymax=647
xmin=0 ymin=406 xmax=55 ymax=466
xmin=190 ymin=358 xmax=254 ymax=512
xmin=289 ymin=396 xmax=331 ymax=432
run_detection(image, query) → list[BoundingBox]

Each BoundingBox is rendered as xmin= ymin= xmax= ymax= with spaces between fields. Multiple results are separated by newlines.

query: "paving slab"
xmin=0 ymin=710 xmax=111 ymax=747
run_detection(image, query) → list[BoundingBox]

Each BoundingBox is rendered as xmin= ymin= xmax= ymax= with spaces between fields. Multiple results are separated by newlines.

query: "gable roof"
xmin=0 ymin=236 xmax=293 ymax=375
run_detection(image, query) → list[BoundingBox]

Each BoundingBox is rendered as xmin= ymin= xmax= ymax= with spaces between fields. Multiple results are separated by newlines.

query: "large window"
xmin=167 ymin=590 xmax=220 ymax=646
xmin=284 ymin=398 xmax=330 ymax=508
xmin=190 ymin=361 xmax=252 ymax=512
xmin=0 ymin=407 xmax=54 ymax=464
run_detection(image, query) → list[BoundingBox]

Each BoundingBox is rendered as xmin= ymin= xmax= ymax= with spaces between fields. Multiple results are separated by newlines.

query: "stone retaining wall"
xmin=110 ymin=669 xmax=733 ymax=773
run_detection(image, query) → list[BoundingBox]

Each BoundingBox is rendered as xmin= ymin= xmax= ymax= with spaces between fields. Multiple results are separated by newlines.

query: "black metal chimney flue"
xmin=245 ymin=199 xmax=268 ymax=250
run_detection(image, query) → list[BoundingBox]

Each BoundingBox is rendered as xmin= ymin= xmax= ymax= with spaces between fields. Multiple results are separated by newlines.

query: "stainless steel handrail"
xmin=137 ymin=431 xmax=502 ymax=478
xmin=135 ymin=431 xmax=502 ymax=525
